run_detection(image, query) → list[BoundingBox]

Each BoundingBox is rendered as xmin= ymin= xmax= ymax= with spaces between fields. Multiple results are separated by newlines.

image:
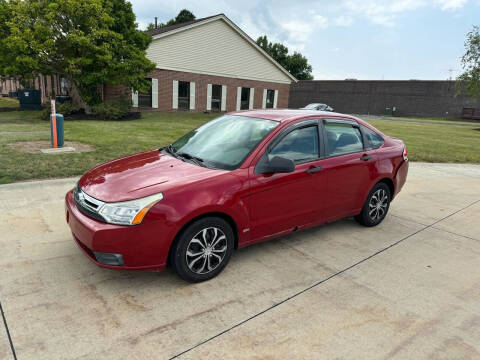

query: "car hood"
xmin=79 ymin=150 xmax=226 ymax=202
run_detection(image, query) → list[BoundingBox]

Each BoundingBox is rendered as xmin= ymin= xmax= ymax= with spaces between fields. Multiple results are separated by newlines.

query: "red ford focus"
xmin=65 ymin=110 xmax=408 ymax=282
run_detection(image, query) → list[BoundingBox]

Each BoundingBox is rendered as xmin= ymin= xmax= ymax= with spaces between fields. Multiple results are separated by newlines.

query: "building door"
xmin=178 ymin=81 xmax=190 ymax=110
xmin=266 ymin=89 xmax=275 ymax=108
xmin=211 ymin=85 xmax=222 ymax=111
xmin=240 ymin=87 xmax=250 ymax=110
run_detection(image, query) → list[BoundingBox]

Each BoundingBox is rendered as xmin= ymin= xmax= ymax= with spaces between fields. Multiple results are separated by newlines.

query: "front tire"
xmin=171 ymin=217 xmax=234 ymax=282
xmin=355 ymin=182 xmax=391 ymax=227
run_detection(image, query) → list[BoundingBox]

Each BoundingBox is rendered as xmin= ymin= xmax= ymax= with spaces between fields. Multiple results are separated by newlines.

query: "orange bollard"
xmin=51 ymin=99 xmax=58 ymax=148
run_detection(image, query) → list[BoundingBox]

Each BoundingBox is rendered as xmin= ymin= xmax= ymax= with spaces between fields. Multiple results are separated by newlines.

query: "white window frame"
xmin=151 ymin=78 xmax=158 ymax=109
xmin=206 ymin=84 xmax=212 ymax=111
xmin=262 ymin=89 xmax=267 ymax=109
xmin=221 ymin=85 xmax=227 ymax=111
xmin=189 ymin=82 xmax=195 ymax=110
xmin=132 ymin=89 xmax=138 ymax=108
xmin=172 ymin=80 xmax=178 ymax=109
xmin=236 ymin=87 xmax=242 ymax=111
xmin=249 ymin=88 xmax=255 ymax=109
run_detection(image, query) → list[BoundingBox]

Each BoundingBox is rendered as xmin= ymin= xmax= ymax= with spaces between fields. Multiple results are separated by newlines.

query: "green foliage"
xmin=91 ymin=99 xmax=132 ymax=120
xmin=256 ymin=35 xmax=313 ymax=80
xmin=169 ymin=9 xmax=195 ymax=25
xmin=0 ymin=0 xmax=155 ymax=106
xmin=146 ymin=9 xmax=195 ymax=30
xmin=457 ymin=26 xmax=480 ymax=99
xmin=41 ymin=101 xmax=80 ymax=120
xmin=0 ymin=0 xmax=37 ymax=86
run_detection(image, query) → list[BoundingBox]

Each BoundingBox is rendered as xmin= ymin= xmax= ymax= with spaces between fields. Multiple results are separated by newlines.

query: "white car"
xmin=301 ymin=103 xmax=334 ymax=112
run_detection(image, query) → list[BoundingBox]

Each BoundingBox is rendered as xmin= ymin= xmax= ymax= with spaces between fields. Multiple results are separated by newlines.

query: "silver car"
xmin=300 ymin=103 xmax=334 ymax=112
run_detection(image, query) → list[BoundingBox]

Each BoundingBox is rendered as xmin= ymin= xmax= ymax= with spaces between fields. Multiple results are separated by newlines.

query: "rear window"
xmin=325 ymin=122 xmax=364 ymax=156
xmin=362 ymin=126 xmax=384 ymax=149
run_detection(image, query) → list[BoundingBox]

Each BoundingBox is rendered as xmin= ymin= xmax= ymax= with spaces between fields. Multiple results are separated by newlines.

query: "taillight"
xmin=403 ymin=146 xmax=408 ymax=161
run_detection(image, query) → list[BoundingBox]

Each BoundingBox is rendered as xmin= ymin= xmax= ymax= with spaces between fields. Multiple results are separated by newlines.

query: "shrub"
xmin=91 ymin=99 xmax=132 ymax=120
xmin=41 ymin=100 xmax=79 ymax=120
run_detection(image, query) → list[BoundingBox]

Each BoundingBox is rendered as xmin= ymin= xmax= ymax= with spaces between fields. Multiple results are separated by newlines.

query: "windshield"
xmin=168 ymin=115 xmax=279 ymax=170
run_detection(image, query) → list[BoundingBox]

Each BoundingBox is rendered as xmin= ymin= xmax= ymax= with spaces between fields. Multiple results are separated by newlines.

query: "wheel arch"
xmin=167 ymin=211 xmax=240 ymax=265
xmin=377 ymin=177 xmax=394 ymax=198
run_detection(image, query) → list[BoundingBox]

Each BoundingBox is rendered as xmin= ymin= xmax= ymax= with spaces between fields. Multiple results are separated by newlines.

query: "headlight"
xmin=98 ymin=193 xmax=164 ymax=225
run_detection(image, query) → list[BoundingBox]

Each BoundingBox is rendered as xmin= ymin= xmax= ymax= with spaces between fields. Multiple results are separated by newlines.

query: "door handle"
xmin=360 ymin=154 xmax=372 ymax=161
xmin=306 ymin=166 xmax=323 ymax=174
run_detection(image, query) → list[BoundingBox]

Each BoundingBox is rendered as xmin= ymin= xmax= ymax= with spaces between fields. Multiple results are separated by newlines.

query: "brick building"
xmin=122 ymin=14 xmax=296 ymax=112
xmin=0 ymin=74 xmax=73 ymax=102
xmin=2 ymin=14 xmax=296 ymax=111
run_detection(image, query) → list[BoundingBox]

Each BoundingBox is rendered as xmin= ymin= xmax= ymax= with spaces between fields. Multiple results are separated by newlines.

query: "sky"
xmin=129 ymin=0 xmax=479 ymax=80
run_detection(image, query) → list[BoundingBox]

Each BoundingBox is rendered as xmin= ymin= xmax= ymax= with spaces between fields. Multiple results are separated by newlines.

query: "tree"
xmin=146 ymin=9 xmax=195 ymax=30
xmin=0 ymin=0 xmax=38 ymax=87
xmin=256 ymin=35 xmax=313 ymax=80
xmin=1 ymin=0 xmax=155 ymax=106
xmin=169 ymin=9 xmax=195 ymax=25
xmin=458 ymin=26 xmax=480 ymax=99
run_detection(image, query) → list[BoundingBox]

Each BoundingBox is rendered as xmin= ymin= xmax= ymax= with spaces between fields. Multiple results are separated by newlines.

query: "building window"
xmin=266 ymin=89 xmax=275 ymax=108
xmin=211 ymin=85 xmax=222 ymax=111
xmin=178 ymin=81 xmax=190 ymax=110
xmin=138 ymin=78 xmax=152 ymax=107
xmin=240 ymin=87 xmax=250 ymax=110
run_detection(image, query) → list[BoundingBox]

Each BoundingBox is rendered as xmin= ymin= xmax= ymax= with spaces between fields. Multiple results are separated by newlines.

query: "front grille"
xmin=74 ymin=184 xmax=107 ymax=223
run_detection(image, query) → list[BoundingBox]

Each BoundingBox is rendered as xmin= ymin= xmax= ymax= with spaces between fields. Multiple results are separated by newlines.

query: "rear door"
xmin=320 ymin=119 xmax=378 ymax=221
xmin=246 ymin=120 xmax=327 ymax=242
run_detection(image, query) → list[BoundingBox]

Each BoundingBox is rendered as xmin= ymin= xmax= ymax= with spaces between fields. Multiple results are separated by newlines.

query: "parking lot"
xmin=1 ymin=162 xmax=480 ymax=359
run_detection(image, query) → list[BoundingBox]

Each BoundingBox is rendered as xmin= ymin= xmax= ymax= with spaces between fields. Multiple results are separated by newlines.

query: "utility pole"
xmin=446 ymin=67 xmax=457 ymax=80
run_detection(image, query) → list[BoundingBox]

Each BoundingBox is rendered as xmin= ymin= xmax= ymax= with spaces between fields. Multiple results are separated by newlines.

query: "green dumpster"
xmin=50 ymin=114 xmax=64 ymax=147
xmin=18 ymin=89 xmax=42 ymax=110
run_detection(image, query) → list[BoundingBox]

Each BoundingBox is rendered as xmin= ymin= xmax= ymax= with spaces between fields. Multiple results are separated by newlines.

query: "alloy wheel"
xmin=368 ymin=189 xmax=388 ymax=221
xmin=185 ymin=227 xmax=228 ymax=274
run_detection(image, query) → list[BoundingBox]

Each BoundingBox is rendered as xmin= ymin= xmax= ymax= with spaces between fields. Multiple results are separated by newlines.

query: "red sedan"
xmin=65 ymin=110 xmax=408 ymax=282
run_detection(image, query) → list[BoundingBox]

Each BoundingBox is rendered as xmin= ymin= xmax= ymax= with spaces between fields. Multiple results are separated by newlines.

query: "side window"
xmin=325 ymin=122 xmax=363 ymax=156
xmin=269 ymin=126 xmax=319 ymax=164
xmin=361 ymin=126 xmax=384 ymax=149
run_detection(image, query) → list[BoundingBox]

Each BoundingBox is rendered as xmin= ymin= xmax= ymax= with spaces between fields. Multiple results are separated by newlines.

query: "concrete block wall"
xmin=289 ymin=80 xmax=480 ymax=118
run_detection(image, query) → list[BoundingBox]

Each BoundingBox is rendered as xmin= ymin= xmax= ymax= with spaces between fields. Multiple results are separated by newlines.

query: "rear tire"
xmin=355 ymin=182 xmax=391 ymax=227
xmin=171 ymin=217 xmax=234 ymax=282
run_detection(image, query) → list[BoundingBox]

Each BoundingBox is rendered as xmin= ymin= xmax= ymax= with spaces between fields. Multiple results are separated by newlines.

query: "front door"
xmin=246 ymin=121 xmax=327 ymax=242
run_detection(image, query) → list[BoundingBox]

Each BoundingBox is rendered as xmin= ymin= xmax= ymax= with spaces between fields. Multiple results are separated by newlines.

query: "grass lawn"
xmin=368 ymin=119 xmax=480 ymax=163
xmin=0 ymin=110 xmax=479 ymax=184
xmin=0 ymin=97 xmax=20 ymax=108
xmin=0 ymin=111 xmax=216 ymax=184
xmin=374 ymin=115 xmax=478 ymax=126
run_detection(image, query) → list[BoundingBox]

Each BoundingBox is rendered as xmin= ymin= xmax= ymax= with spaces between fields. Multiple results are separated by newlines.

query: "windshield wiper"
xmin=177 ymin=152 xmax=206 ymax=167
xmin=162 ymin=144 xmax=186 ymax=162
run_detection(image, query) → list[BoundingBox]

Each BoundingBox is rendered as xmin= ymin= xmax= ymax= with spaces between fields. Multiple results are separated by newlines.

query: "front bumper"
xmin=65 ymin=190 xmax=169 ymax=270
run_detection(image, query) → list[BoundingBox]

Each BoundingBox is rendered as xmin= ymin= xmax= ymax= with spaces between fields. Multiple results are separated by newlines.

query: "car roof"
xmin=229 ymin=109 xmax=360 ymax=123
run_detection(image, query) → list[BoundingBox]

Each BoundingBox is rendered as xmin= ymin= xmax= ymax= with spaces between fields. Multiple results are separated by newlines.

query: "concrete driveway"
xmin=1 ymin=162 xmax=479 ymax=360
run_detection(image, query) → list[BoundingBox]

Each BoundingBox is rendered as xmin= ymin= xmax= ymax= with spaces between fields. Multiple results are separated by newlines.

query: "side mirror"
xmin=255 ymin=154 xmax=295 ymax=174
